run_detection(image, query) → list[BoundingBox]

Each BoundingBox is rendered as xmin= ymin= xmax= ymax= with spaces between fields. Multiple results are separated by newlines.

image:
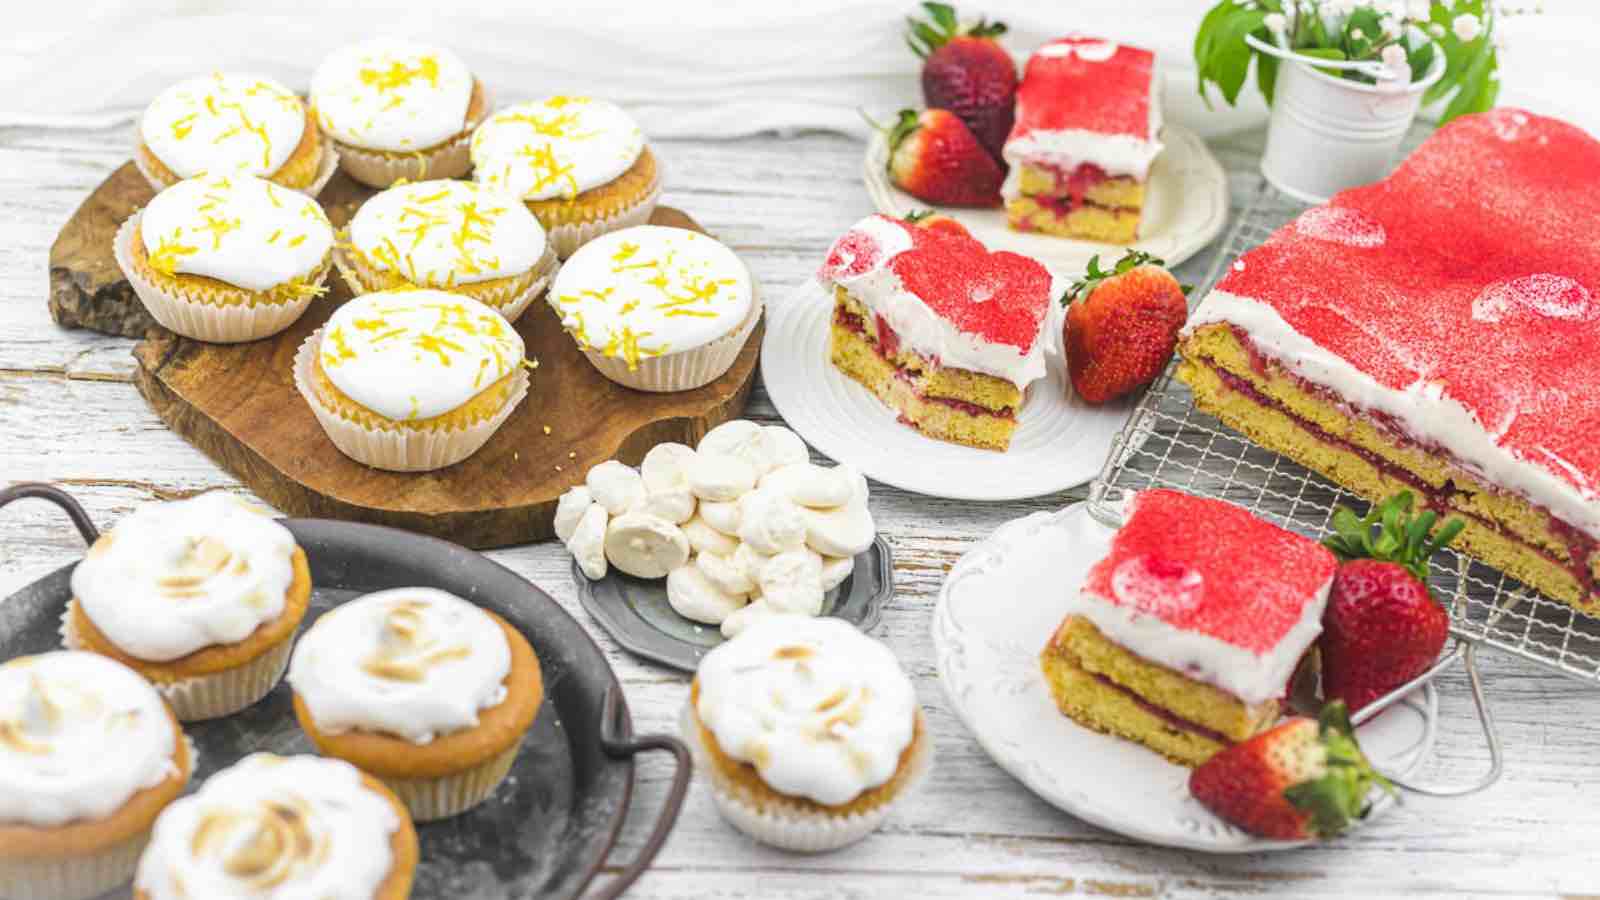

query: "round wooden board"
xmin=53 ymin=162 xmax=761 ymax=548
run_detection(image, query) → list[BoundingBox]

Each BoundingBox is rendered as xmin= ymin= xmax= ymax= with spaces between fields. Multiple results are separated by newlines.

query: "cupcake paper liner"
xmin=134 ymin=141 xmax=340 ymax=199
xmin=293 ymin=329 xmax=529 ymax=472
xmin=579 ymin=286 xmax=762 ymax=393
xmin=329 ymin=85 xmax=490 ymax=188
xmin=61 ymin=607 xmax=292 ymax=722
xmin=545 ymin=178 xmax=663 ymax=260
xmin=679 ymin=704 xmax=933 ymax=853
xmin=113 ymin=213 xmax=328 ymax=343
xmin=332 ymin=242 xmax=559 ymax=325
xmin=373 ymin=735 xmax=525 ymax=822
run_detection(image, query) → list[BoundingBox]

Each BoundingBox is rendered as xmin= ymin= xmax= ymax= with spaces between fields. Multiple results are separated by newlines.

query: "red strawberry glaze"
xmin=1213 ymin=110 xmax=1600 ymax=499
xmin=819 ymin=215 xmax=1051 ymax=350
xmin=1082 ymin=490 xmax=1338 ymax=655
xmin=1009 ymin=36 xmax=1155 ymax=142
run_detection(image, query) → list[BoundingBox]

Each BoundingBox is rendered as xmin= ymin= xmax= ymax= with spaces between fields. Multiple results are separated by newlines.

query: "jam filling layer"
xmin=1078 ymin=664 xmax=1234 ymax=747
xmin=834 ymin=305 xmax=1017 ymax=420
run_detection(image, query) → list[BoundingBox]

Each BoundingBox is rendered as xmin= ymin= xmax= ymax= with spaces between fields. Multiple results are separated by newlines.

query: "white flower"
xmin=1381 ymin=14 xmax=1403 ymax=37
xmin=1264 ymin=11 xmax=1288 ymax=32
xmin=1429 ymin=21 xmax=1447 ymax=36
xmin=1452 ymin=12 xmax=1483 ymax=41
xmin=1380 ymin=42 xmax=1411 ymax=78
xmin=1406 ymin=0 xmax=1432 ymax=19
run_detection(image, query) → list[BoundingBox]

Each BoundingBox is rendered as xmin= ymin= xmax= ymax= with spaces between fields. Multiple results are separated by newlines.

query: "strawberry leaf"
xmin=1060 ymin=249 xmax=1176 ymax=306
xmin=1324 ymin=491 xmax=1463 ymax=583
xmin=906 ymin=2 xmax=1005 ymax=56
xmin=1283 ymin=701 xmax=1393 ymax=840
xmin=902 ymin=209 xmax=935 ymax=223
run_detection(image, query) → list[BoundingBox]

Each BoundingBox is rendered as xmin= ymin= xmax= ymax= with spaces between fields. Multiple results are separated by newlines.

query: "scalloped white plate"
xmin=863 ymin=123 xmax=1230 ymax=277
xmin=932 ymin=503 xmax=1438 ymax=851
xmin=761 ymin=279 xmax=1135 ymax=501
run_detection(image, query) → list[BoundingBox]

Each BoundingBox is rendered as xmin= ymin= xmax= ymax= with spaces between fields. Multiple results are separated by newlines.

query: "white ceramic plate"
xmin=863 ymin=123 xmax=1230 ymax=277
xmin=932 ymin=503 xmax=1438 ymax=852
xmin=761 ymin=279 xmax=1135 ymax=501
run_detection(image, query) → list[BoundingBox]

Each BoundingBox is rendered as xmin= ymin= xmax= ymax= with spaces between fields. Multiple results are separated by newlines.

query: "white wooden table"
xmin=3 ymin=122 xmax=1598 ymax=900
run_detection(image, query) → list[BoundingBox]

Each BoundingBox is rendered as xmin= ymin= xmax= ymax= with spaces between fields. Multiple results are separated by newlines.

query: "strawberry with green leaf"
xmin=876 ymin=108 xmax=1003 ymax=208
xmin=907 ymin=2 xmax=1016 ymax=161
xmin=1060 ymin=251 xmax=1190 ymax=405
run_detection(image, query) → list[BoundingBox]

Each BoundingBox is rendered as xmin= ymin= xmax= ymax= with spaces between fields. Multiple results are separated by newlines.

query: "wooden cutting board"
xmin=54 ymin=162 xmax=762 ymax=548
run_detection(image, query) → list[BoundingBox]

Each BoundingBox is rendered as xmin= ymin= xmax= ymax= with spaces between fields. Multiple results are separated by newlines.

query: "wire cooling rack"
xmin=1086 ymin=183 xmax=1600 ymax=686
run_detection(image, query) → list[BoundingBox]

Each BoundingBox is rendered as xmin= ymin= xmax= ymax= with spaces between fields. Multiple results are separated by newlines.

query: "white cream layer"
xmin=0 ymin=652 xmax=178 ymax=828
xmin=694 ymin=614 xmax=916 ymax=806
xmin=140 ymin=173 xmax=334 ymax=291
xmin=311 ymin=38 xmax=474 ymax=152
xmin=140 ymin=73 xmax=306 ymax=179
xmin=135 ymin=753 xmax=398 ymax=900
xmin=471 ymin=96 xmax=645 ymax=201
xmin=1000 ymin=70 xmax=1165 ymax=201
xmin=71 ymin=492 xmax=298 ymax=662
xmin=821 ymin=215 xmax=1045 ymax=389
xmin=287 ymin=587 xmax=511 ymax=744
xmin=318 ymin=289 xmax=525 ymax=421
xmin=1187 ymin=289 xmax=1600 ymax=542
xmin=348 ymin=179 xmax=548 ymax=286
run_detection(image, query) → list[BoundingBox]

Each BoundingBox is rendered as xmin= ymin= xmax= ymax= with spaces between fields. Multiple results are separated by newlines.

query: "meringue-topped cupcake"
xmin=337 ymin=179 xmax=557 ymax=322
xmin=133 ymin=754 xmax=418 ymax=900
xmin=470 ymin=95 xmax=661 ymax=257
xmin=0 ymin=652 xmax=194 ymax=900
xmin=136 ymin=72 xmax=333 ymax=195
xmin=311 ymin=38 xmax=489 ymax=187
xmin=116 ymin=172 xmax=335 ymax=343
xmin=288 ymin=588 xmax=542 ymax=821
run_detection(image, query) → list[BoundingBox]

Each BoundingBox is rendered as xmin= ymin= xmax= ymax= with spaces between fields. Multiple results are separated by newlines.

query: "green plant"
xmin=1194 ymin=0 xmax=1527 ymax=123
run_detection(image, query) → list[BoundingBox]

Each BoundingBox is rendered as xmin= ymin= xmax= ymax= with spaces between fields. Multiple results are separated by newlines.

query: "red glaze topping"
xmin=1008 ymin=36 xmax=1155 ymax=142
xmin=1082 ymin=489 xmax=1337 ymax=654
xmin=1215 ymin=109 xmax=1600 ymax=497
xmin=820 ymin=215 xmax=1051 ymax=350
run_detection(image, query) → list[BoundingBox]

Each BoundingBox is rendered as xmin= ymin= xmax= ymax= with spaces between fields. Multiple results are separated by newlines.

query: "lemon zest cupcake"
xmin=0 ymin=652 xmax=194 ymax=900
xmin=470 ymin=96 xmax=662 ymax=257
xmin=133 ymin=754 xmax=417 ymax=900
xmin=287 ymin=588 xmax=542 ymax=821
xmin=336 ymin=179 xmax=557 ymax=322
xmin=311 ymin=39 xmax=490 ymax=187
xmin=136 ymin=72 xmax=333 ymax=194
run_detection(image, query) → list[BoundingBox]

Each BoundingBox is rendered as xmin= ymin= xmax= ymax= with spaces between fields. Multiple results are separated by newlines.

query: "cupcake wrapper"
xmin=679 ymin=704 xmax=933 ymax=853
xmin=134 ymin=142 xmax=340 ymax=199
xmin=545 ymin=178 xmax=663 ymax=260
xmin=61 ymin=608 xmax=292 ymax=722
xmin=377 ymin=735 xmax=524 ymax=822
xmin=0 ymin=818 xmax=148 ymax=900
xmin=330 ymin=85 xmax=491 ymax=188
xmin=113 ymin=213 xmax=327 ymax=343
xmin=332 ymin=243 xmax=559 ymax=325
xmin=293 ymin=329 xmax=529 ymax=472
xmin=579 ymin=286 xmax=762 ymax=393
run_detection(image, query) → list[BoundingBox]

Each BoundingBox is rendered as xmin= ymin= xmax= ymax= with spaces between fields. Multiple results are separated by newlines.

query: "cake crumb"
xmin=555 ymin=465 xmax=563 ymax=472
xmin=568 ymin=451 xmax=576 ymax=459
xmin=543 ymin=425 xmax=552 ymax=435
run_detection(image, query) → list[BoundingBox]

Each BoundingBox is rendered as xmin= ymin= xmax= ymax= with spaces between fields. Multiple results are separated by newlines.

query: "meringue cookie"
xmin=696 ymin=549 xmax=755 ymax=595
xmin=820 ymin=554 xmax=856 ymax=591
xmin=604 ymin=512 xmax=690 ymax=579
xmin=641 ymin=488 xmax=696 ymax=525
xmin=587 ymin=460 xmax=646 ymax=515
xmin=641 ymin=442 xmax=697 ymax=494
xmin=667 ymin=564 xmax=747 ymax=625
xmin=737 ymin=489 xmax=807 ymax=554
xmin=757 ymin=549 xmax=824 ymax=617
xmin=699 ymin=498 xmax=741 ymax=536
xmin=732 ymin=541 xmax=773 ymax=583
xmin=683 ymin=514 xmax=740 ymax=557
xmin=759 ymin=463 xmax=855 ymax=509
xmin=801 ymin=500 xmax=876 ymax=558
xmin=569 ymin=503 xmax=610 ymax=579
xmin=698 ymin=420 xmax=775 ymax=477
xmin=766 ymin=426 xmax=810 ymax=468
xmin=688 ymin=453 xmax=757 ymax=502
xmin=720 ymin=598 xmax=775 ymax=638
xmin=554 ymin=486 xmax=596 ymax=543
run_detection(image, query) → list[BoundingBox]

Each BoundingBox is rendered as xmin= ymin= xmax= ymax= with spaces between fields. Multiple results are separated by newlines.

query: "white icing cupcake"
xmin=470 ymin=96 xmax=662 ymax=257
xmin=311 ymin=38 xmax=488 ymax=188
xmin=549 ymin=224 xmax=761 ymax=391
xmin=133 ymin=753 xmax=417 ymax=900
xmin=683 ymin=615 xmax=931 ymax=852
xmin=136 ymin=72 xmax=335 ymax=195
xmin=0 ymin=652 xmax=193 ymax=900
xmin=336 ymin=179 xmax=557 ymax=322
xmin=294 ymin=288 xmax=530 ymax=471
xmin=287 ymin=588 xmax=542 ymax=821
xmin=115 ymin=173 xmax=335 ymax=343
xmin=63 ymin=492 xmax=310 ymax=722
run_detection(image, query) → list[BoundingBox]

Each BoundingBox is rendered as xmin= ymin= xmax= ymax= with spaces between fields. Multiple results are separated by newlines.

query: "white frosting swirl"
xmin=71 ymin=492 xmax=298 ymax=662
xmin=135 ymin=754 xmax=399 ymax=900
xmin=471 ymin=96 xmax=645 ymax=201
xmin=0 ymin=652 xmax=179 ymax=828
xmin=288 ymin=588 xmax=511 ymax=744
xmin=141 ymin=173 xmax=334 ymax=292
xmin=140 ymin=73 xmax=307 ymax=179
xmin=548 ymin=225 xmax=754 ymax=368
xmin=694 ymin=615 xmax=916 ymax=806
xmin=348 ymin=179 xmax=547 ymax=287
xmin=310 ymin=38 xmax=474 ymax=152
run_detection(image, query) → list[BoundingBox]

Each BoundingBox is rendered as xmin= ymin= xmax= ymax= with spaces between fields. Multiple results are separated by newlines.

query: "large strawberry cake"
xmin=818 ymin=214 xmax=1051 ymax=451
xmin=1041 ymin=489 xmax=1337 ymax=766
xmin=1180 ymin=109 xmax=1600 ymax=615
xmin=1001 ymin=36 xmax=1164 ymax=244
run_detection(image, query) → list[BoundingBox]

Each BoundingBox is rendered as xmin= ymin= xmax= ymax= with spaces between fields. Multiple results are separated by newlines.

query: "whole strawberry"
xmin=881 ymin=108 xmax=1003 ymax=207
xmin=1320 ymin=492 xmax=1464 ymax=713
xmin=1190 ymin=701 xmax=1391 ymax=841
xmin=1061 ymin=251 xmax=1190 ymax=404
xmin=907 ymin=3 xmax=1017 ymax=162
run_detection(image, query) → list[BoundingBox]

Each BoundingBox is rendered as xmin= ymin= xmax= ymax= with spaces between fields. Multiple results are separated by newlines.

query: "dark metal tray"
xmin=0 ymin=483 xmax=688 ymax=900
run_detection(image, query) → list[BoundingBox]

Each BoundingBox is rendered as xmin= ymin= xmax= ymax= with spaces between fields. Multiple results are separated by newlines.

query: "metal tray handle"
xmin=0 ymin=482 xmax=100 ymax=546
xmin=591 ymin=685 xmax=691 ymax=899
xmin=1354 ymin=641 xmax=1503 ymax=798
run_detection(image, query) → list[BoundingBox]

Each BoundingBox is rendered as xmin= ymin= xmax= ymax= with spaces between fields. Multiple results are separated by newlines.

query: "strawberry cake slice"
xmin=1041 ymin=489 xmax=1337 ymax=766
xmin=1001 ymin=35 xmax=1164 ymax=244
xmin=1179 ymin=109 xmax=1600 ymax=616
xmin=818 ymin=214 xmax=1052 ymax=451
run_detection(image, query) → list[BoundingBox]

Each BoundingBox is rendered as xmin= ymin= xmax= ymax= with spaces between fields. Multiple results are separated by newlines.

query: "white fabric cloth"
xmin=2 ymin=1 xmax=1590 ymax=139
